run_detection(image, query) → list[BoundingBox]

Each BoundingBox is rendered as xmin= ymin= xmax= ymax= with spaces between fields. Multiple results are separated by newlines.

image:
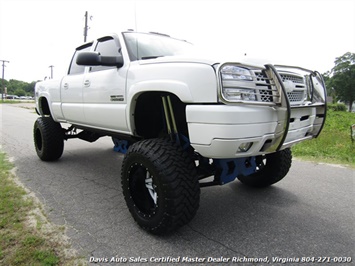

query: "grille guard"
xmin=217 ymin=62 xmax=327 ymax=152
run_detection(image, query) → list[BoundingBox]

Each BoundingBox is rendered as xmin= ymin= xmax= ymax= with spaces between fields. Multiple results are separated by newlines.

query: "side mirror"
xmin=76 ymin=52 xmax=124 ymax=67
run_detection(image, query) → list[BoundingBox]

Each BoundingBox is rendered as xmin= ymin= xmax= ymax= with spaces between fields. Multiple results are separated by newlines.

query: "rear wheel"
xmin=33 ymin=117 xmax=64 ymax=161
xmin=121 ymin=138 xmax=200 ymax=234
xmin=237 ymin=148 xmax=292 ymax=187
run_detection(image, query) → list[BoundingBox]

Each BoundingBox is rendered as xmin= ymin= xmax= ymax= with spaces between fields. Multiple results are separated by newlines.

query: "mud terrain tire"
xmin=121 ymin=138 xmax=200 ymax=234
xmin=237 ymin=148 xmax=292 ymax=187
xmin=33 ymin=117 xmax=64 ymax=161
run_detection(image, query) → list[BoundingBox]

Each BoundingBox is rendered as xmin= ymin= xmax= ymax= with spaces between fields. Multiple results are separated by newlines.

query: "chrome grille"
xmin=254 ymin=71 xmax=306 ymax=104
xmin=260 ymin=89 xmax=273 ymax=102
xmin=255 ymin=72 xmax=268 ymax=82
xmin=255 ymin=71 xmax=273 ymax=102
xmin=280 ymin=74 xmax=304 ymax=84
xmin=287 ymin=90 xmax=306 ymax=102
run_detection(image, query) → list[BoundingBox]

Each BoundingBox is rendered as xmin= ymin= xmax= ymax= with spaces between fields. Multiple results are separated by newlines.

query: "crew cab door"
xmin=61 ymin=43 xmax=92 ymax=124
xmin=82 ymin=36 xmax=128 ymax=133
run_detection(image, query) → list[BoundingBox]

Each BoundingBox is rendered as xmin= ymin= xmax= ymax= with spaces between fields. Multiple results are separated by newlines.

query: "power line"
xmin=1 ymin=59 xmax=10 ymax=101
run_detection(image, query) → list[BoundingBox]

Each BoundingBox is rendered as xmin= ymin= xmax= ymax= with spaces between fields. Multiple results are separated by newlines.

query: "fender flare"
xmin=126 ymin=80 xmax=192 ymax=134
xmin=37 ymin=94 xmax=53 ymax=116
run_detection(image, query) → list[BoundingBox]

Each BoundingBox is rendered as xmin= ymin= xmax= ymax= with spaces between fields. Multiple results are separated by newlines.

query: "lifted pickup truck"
xmin=34 ymin=31 xmax=327 ymax=234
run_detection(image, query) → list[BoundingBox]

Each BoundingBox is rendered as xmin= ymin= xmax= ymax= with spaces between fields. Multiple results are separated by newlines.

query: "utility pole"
xmin=84 ymin=11 xmax=88 ymax=42
xmin=83 ymin=11 xmax=93 ymax=42
xmin=1 ymin=59 xmax=10 ymax=101
xmin=49 ymin=65 xmax=54 ymax=79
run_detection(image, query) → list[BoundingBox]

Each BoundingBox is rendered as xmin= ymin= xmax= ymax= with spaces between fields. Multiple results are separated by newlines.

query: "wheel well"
xmin=134 ymin=92 xmax=188 ymax=139
xmin=39 ymin=97 xmax=51 ymax=116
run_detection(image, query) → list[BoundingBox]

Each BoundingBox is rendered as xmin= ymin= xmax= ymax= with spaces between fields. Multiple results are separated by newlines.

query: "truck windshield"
xmin=123 ymin=32 xmax=193 ymax=61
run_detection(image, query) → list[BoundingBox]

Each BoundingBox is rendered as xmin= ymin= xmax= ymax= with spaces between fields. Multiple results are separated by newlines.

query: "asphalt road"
xmin=0 ymin=103 xmax=354 ymax=266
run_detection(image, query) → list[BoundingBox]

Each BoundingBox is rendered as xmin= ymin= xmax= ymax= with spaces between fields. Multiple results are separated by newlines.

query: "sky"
xmin=0 ymin=0 xmax=354 ymax=83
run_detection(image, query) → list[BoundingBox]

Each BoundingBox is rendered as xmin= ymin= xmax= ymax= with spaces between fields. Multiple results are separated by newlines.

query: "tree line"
xmin=1 ymin=79 xmax=37 ymax=97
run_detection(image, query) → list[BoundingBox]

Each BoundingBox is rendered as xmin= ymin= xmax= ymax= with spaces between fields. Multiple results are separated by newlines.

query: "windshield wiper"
xmin=141 ymin=55 xmax=164 ymax=60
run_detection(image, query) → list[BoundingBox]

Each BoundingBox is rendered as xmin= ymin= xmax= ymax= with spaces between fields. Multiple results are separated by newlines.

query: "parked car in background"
xmin=6 ymin=95 xmax=19 ymax=100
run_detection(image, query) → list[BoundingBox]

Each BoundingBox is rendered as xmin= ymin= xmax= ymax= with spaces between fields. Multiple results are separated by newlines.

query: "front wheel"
xmin=121 ymin=138 xmax=200 ymax=234
xmin=237 ymin=148 xmax=292 ymax=187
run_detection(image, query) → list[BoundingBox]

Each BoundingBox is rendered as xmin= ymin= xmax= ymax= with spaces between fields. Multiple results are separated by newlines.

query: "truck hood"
xmin=138 ymin=55 xmax=217 ymax=66
xmin=138 ymin=54 xmax=274 ymax=68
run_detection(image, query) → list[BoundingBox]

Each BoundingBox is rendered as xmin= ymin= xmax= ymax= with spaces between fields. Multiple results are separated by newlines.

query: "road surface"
xmin=0 ymin=103 xmax=354 ymax=265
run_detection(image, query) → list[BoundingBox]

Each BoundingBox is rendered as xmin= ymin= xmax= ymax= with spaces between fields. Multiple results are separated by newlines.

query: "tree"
xmin=322 ymin=71 xmax=335 ymax=103
xmin=14 ymin=88 xmax=26 ymax=97
xmin=1 ymin=79 xmax=35 ymax=96
xmin=330 ymin=52 xmax=355 ymax=112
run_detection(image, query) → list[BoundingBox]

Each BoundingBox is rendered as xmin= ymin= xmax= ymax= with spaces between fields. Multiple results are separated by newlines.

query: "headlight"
xmin=221 ymin=65 xmax=253 ymax=81
xmin=224 ymin=88 xmax=256 ymax=101
xmin=220 ymin=64 xmax=257 ymax=102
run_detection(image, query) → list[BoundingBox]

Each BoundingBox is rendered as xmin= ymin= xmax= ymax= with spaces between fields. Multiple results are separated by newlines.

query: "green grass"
xmin=0 ymin=100 xmax=34 ymax=104
xmin=0 ymin=152 xmax=84 ymax=265
xmin=292 ymin=110 xmax=355 ymax=168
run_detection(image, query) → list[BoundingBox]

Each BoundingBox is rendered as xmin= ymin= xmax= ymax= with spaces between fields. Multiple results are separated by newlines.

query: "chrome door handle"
xmin=84 ymin=80 xmax=90 ymax=87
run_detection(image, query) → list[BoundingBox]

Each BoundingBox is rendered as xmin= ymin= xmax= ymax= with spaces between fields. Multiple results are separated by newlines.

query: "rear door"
xmin=82 ymin=36 xmax=129 ymax=133
xmin=61 ymin=43 xmax=92 ymax=124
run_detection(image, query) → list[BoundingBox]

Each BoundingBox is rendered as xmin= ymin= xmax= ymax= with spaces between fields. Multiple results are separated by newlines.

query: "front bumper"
xmin=187 ymin=104 xmax=324 ymax=158
xmin=186 ymin=64 xmax=327 ymax=159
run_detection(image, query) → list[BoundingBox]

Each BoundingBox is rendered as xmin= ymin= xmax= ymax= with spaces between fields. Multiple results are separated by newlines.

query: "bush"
xmin=328 ymin=103 xmax=347 ymax=112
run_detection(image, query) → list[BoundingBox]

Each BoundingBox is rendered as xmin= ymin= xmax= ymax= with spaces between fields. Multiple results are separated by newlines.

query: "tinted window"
xmin=91 ymin=37 xmax=121 ymax=72
xmin=68 ymin=43 xmax=92 ymax=75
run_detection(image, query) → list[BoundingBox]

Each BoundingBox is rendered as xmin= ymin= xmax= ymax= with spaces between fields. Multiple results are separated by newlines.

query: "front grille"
xmin=280 ymin=73 xmax=306 ymax=104
xmin=280 ymin=74 xmax=304 ymax=84
xmin=287 ymin=90 xmax=306 ymax=102
xmin=255 ymin=72 xmax=268 ymax=82
xmin=255 ymin=71 xmax=273 ymax=103
xmin=254 ymin=71 xmax=306 ymax=104
xmin=260 ymin=89 xmax=273 ymax=102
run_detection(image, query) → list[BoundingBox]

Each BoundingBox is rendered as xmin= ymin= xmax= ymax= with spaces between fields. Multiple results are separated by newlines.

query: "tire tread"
xmin=33 ymin=117 xmax=64 ymax=161
xmin=238 ymin=148 xmax=292 ymax=187
xmin=121 ymin=138 xmax=200 ymax=234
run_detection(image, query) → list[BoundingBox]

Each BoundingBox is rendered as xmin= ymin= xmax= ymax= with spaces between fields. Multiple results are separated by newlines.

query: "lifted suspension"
xmin=63 ymin=126 xmax=103 ymax=142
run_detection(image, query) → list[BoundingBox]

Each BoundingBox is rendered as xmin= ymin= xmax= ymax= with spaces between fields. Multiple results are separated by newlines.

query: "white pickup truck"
xmin=34 ymin=31 xmax=327 ymax=234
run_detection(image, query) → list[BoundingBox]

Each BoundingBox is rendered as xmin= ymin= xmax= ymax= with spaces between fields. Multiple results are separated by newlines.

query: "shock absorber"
xmin=161 ymin=95 xmax=180 ymax=144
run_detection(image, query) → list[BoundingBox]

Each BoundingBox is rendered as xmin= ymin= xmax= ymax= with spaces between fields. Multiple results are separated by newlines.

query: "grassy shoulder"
xmin=0 ymin=100 xmax=35 ymax=104
xmin=0 ymin=152 xmax=84 ymax=265
xmin=292 ymin=110 xmax=355 ymax=168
